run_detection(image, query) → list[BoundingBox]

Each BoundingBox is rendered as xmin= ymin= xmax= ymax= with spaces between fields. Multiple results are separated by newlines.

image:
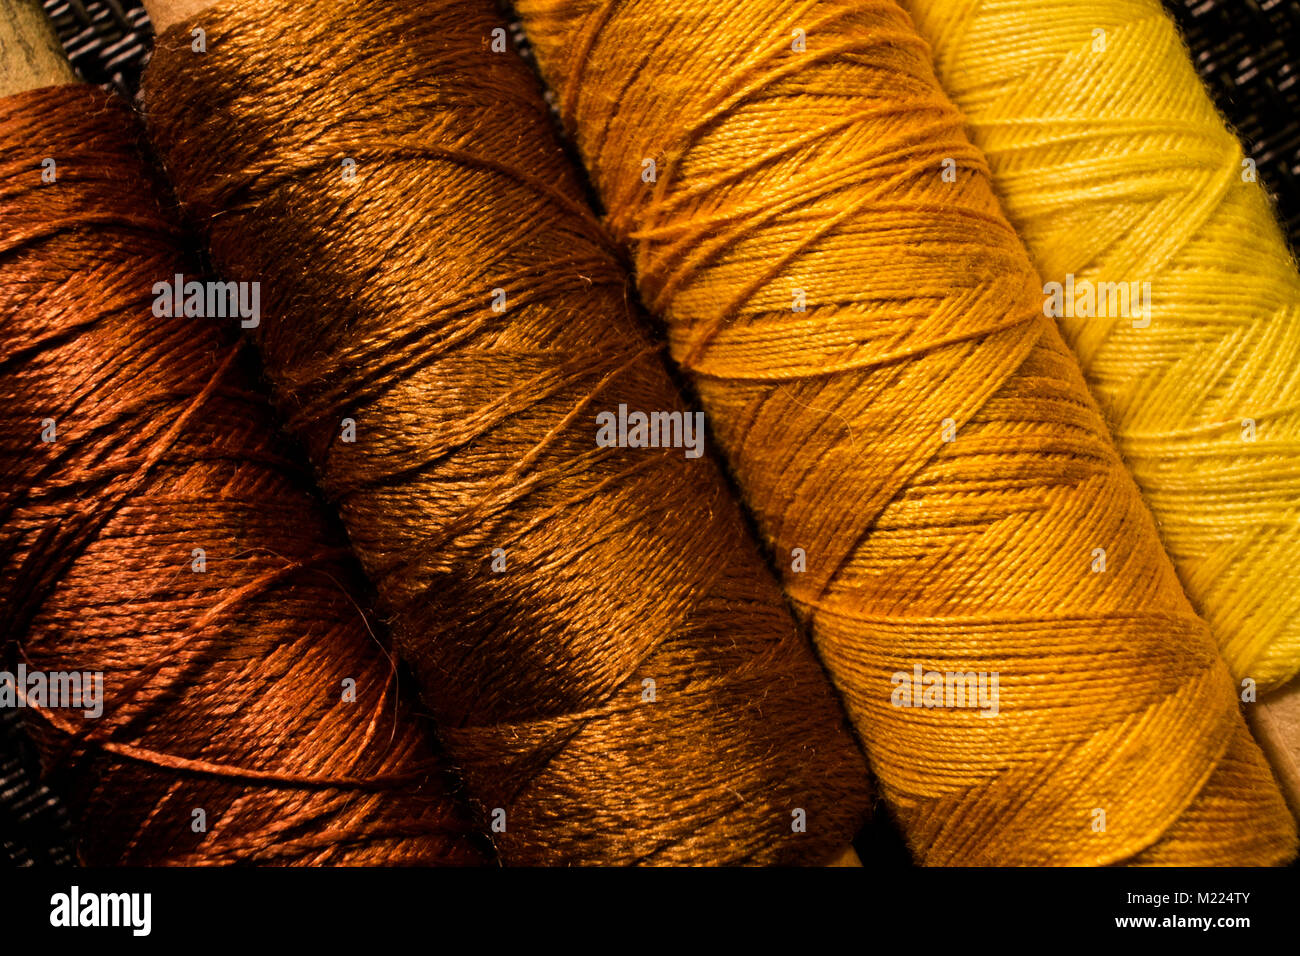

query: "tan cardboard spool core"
xmin=1252 ymin=681 xmax=1300 ymax=818
xmin=140 ymin=0 xmax=1300 ymax=845
xmin=0 ymin=0 xmax=74 ymax=97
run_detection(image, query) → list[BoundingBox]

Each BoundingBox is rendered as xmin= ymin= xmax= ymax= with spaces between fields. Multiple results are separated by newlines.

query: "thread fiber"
xmin=141 ymin=0 xmax=873 ymax=865
xmin=902 ymin=0 xmax=1300 ymax=694
xmin=514 ymin=0 xmax=1297 ymax=864
xmin=0 ymin=84 xmax=485 ymax=865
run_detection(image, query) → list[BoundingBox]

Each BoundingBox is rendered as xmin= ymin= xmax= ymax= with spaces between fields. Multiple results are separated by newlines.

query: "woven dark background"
xmin=42 ymin=0 xmax=150 ymax=95
xmin=1164 ymin=0 xmax=1300 ymax=250
xmin=1 ymin=708 xmax=73 ymax=865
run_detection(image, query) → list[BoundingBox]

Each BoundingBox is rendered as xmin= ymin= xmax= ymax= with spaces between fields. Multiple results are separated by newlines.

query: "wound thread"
xmin=513 ymin=0 xmax=1297 ymax=864
xmin=903 ymin=0 xmax=1300 ymax=694
xmin=0 ymin=84 xmax=486 ymax=866
xmin=141 ymin=0 xmax=873 ymax=865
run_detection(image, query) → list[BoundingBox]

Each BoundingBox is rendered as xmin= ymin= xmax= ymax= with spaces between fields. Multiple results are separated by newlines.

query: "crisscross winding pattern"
xmin=0 ymin=84 xmax=484 ymax=865
xmin=142 ymin=0 xmax=873 ymax=865
xmin=903 ymin=0 xmax=1300 ymax=694
xmin=514 ymin=0 xmax=1297 ymax=863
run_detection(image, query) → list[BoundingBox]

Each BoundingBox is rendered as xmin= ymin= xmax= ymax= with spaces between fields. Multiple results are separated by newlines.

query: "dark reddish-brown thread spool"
xmin=0 ymin=83 xmax=487 ymax=866
xmin=141 ymin=0 xmax=874 ymax=865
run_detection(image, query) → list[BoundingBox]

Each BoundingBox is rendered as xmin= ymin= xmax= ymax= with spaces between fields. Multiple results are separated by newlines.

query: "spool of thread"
xmin=0 ymin=20 xmax=485 ymax=863
xmin=902 ymin=0 xmax=1300 ymax=813
xmin=140 ymin=0 xmax=873 ymax=865
xmin=0 ymin=0 xmax=78 ymax=867
xmin=513 ymin=0 xmax=1297 ymax=864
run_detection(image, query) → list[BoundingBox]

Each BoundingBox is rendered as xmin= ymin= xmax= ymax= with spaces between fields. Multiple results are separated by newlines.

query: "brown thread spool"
xmin=0 ymin=9 xmax=486 ymax=865
xmin=138 ymin=0 xmax=874 ymax=865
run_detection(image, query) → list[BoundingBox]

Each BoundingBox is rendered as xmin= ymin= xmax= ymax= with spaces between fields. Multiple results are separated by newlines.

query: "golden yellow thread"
xmin=905 ymin=0 xmax=1300 ymax=692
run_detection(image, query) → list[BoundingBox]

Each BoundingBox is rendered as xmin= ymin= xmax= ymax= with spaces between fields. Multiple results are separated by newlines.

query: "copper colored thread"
xmin=0 ymin=84 xmax=486 ymax=866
